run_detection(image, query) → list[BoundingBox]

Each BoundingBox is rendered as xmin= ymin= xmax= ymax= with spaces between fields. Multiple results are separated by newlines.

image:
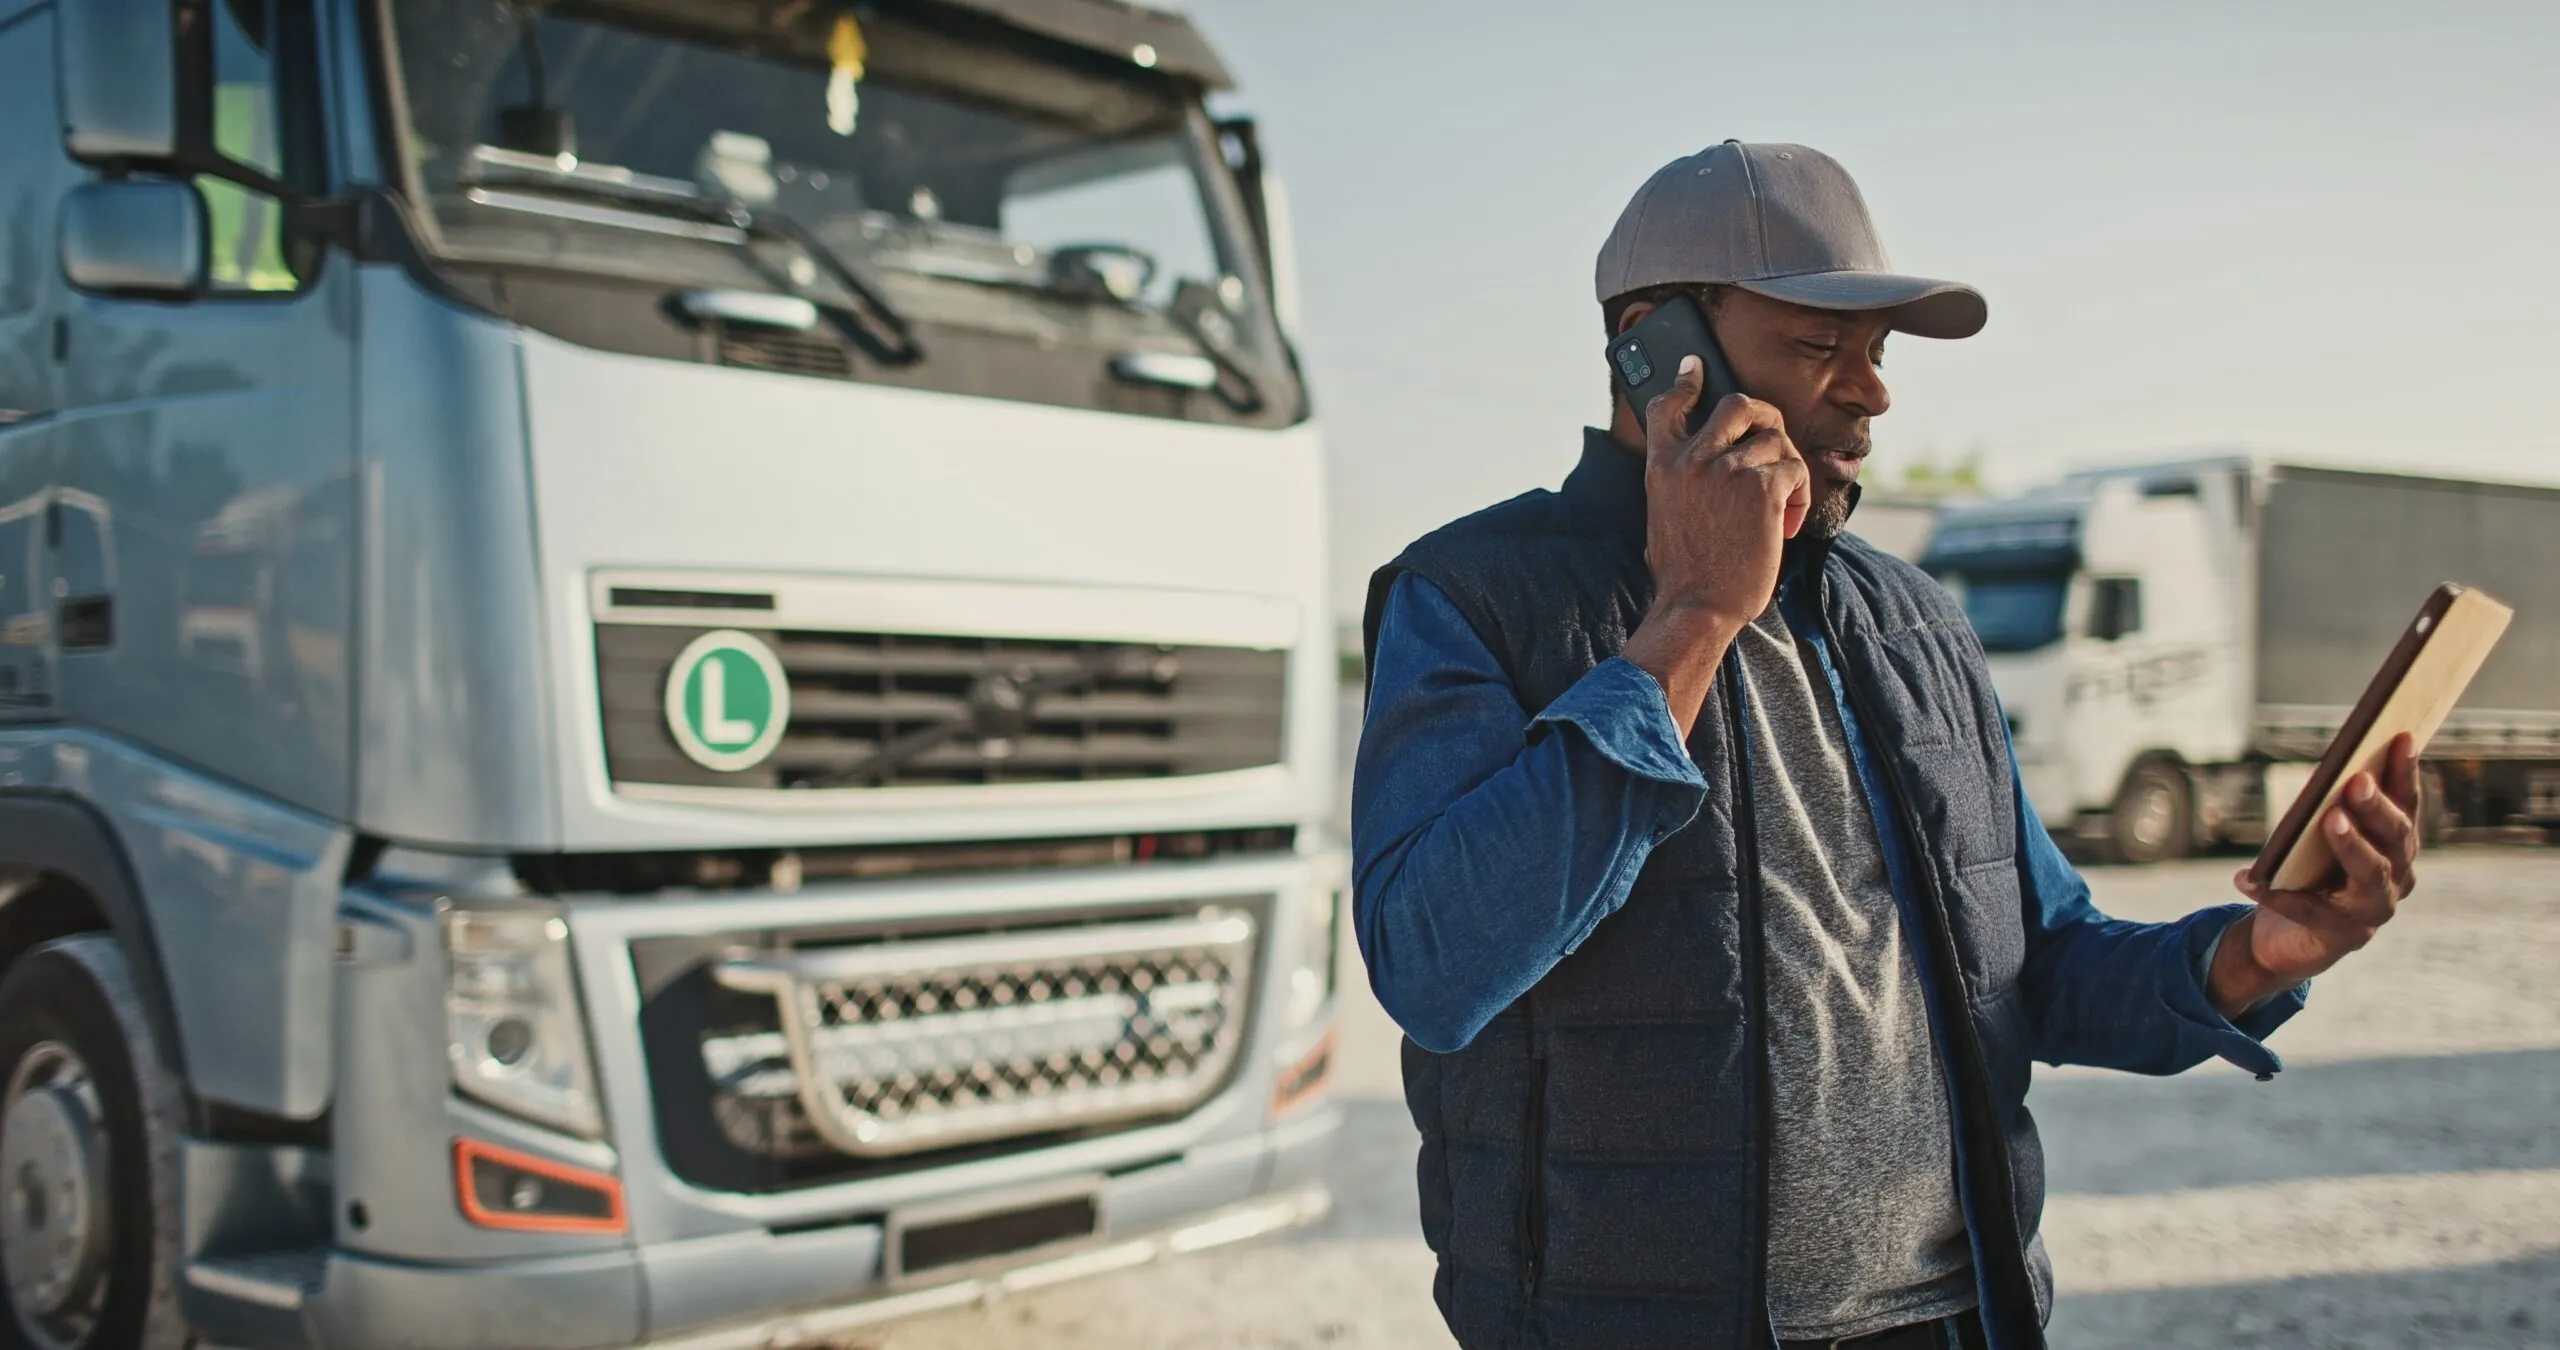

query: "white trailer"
xmin=1923 ymin=458 xmax=2560 ymax=862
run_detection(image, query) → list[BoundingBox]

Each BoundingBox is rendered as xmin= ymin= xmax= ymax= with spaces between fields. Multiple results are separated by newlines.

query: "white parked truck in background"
xmin=1923 ymin=458 xmax=2560 ymax=863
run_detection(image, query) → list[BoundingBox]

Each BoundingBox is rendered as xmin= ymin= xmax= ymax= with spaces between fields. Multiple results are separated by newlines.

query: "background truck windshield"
xmin=384 ymin=0 xmax=1287 ymax=409
xmin=1932 ymin=569 xmax=2071 ymax=654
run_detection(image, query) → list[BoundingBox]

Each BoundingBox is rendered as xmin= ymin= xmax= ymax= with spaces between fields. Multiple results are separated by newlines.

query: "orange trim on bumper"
xmin=453 ymin=1137 xmax=628 ymax=1235
xmin=1271 ymin=1028 xmax=1336 ymax=1118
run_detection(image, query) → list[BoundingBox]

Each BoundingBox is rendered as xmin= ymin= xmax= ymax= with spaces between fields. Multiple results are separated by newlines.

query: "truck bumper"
xmin=289 ymin=1150 xmax=1335 ymax=1349
xmin=262 ymin=849 xmax=1347 ymax=1348
xmin=645 ymin=1181 xmax=1329 ymax=1350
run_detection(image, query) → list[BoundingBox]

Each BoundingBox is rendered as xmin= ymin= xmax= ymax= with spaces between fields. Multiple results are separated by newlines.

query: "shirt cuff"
xmin=2163 ymin=904 xmax=2309 ymax=1080
xmin=1528 ymin=656 xmax=1711 ymax=792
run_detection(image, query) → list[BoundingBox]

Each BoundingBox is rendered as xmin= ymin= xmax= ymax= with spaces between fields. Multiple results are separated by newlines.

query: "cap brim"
xmin=1733 ymin=271 xmax=1987 ymax=340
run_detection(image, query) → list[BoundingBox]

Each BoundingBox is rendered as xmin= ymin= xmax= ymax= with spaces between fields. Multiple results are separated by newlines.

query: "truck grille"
xmin=704 ymin=908 xmax=1258 ymax=1158
xmin=596 ymin=626 xmax=1287 ymax=790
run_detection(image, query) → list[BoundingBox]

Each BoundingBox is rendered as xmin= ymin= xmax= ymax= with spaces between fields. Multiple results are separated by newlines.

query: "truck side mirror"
xmin=59 ymin=0 xmax=181 ymax=161
xmin=60 ymin=181 xmax=208 ymax=299
xmin=2087 ymin=576 xmax=2144 ymax=642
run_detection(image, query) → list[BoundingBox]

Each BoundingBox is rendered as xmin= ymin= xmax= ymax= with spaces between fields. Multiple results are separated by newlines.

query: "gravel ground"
xmin=874 ymin=698 xmax=2560 ymax=1349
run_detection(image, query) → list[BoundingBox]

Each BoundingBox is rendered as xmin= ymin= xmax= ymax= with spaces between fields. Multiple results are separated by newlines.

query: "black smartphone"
xmin=1607 ymin=293 xmax=1740 ymax=439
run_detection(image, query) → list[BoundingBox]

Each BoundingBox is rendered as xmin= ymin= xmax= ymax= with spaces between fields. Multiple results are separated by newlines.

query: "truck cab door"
xmin=54 ymin=0 xmax=358 ymax=819
xmin=0 ymin=3 xmax=79 ymax=713
xmin=0 ymin=496 xmax=47 ymax=710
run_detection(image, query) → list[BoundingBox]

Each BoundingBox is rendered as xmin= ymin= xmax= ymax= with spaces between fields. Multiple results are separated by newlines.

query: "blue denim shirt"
xmin=1352 ymin=570 xmax=2306 ymax=1071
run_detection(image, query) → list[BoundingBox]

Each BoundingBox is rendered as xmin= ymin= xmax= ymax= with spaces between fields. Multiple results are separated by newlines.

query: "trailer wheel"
xmin=2417 ymin=763 xmax=2452 ymax=847
xmin=2105 ymin=759 xmax=2192 ymax=865
xmin=0 ymin=939 xmax=189 ymax=1350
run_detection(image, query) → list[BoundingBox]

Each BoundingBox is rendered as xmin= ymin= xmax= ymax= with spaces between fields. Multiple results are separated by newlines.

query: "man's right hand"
xmin=1618 ymin=353 xmax=1810 ymax=737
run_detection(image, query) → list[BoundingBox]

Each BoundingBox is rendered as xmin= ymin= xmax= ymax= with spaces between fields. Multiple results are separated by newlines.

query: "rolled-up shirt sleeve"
xmin=1352 ymin=574 xmax=1706 ymax=1053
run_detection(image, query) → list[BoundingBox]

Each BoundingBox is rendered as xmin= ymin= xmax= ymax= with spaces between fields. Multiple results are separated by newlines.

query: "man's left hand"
xmin=2211 ymin=733 xmax=2421 ymax=1015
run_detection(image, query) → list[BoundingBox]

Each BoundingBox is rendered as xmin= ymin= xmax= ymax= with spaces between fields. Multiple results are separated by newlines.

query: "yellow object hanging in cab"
xmin=826 ymin=14 xmax=866 ymax=136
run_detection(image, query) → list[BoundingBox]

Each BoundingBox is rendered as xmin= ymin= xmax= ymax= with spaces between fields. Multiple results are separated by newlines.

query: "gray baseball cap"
xmin=1595 ymin=140 xmax=1987 ymax=340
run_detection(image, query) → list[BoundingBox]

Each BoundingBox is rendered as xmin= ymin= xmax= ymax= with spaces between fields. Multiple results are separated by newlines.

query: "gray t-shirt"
xmin=1733 ymin=604 xmax=1978 ymax=1341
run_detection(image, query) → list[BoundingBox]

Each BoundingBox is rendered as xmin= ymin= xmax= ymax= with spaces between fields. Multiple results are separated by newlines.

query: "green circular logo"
xmin=663 ymin=630 xmax=790 ymax=772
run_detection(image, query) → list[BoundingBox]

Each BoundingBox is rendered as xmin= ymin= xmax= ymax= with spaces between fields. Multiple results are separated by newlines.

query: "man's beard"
xmin=1799 ymin=436 xmax=1868 ymax=542
xmin=1805 ymin=476 xmax=1856 ymax=541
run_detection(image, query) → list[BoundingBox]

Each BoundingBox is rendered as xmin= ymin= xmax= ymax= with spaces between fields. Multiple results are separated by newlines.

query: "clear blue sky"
xmin=1181 ymin=1 xmax=2560 ymax=618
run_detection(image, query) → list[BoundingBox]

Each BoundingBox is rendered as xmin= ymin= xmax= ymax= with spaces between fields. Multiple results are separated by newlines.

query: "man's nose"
xmin=1836 ymin=355 xmax=1890 ymax=419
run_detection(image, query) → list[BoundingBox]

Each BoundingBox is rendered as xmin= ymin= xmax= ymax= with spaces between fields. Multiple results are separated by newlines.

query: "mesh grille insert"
xmin=705 ymin=907 xmax=1258 ymax=1157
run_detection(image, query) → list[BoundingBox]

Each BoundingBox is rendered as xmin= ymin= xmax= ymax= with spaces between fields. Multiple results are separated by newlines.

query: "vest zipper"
xmin=1816 ymin=591 xmax=2041 ymax=1348
xmin=1520 ymin=1036 xmax=1548 ymax=1298
xmin=1719 ymin=647 xmax=1775 ymax=1342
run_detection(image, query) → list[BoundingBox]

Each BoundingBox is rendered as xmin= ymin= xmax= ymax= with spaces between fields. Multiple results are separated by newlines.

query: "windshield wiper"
xmin=459 ymin=147 xmax=924 ymax=366
xmin=728 ymin=204 xmax=924 ymax=367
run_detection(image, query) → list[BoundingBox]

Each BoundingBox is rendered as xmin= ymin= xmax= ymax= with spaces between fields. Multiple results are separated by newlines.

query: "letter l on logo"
xmin=699 ymin=656 xmax=756 ymax=744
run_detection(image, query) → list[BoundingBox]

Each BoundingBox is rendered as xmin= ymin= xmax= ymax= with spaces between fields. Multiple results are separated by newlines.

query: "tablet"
xmin=2250 ymin=582 xmax=2513 ymax=892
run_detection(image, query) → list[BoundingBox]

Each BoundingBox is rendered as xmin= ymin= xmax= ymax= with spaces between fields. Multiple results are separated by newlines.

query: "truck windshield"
xmin=383 ymin=0 xmax=1289 ymax=414
xmin=1932 ymin=569 xmax=2070 ymax=654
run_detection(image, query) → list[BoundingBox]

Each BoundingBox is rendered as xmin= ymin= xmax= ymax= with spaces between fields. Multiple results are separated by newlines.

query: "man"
xmin=1351 ymin=140 xmax=2419 ymax=1350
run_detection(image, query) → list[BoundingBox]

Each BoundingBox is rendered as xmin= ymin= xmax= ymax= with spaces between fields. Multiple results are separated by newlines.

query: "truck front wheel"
xmin=2418 ymin=763 xmax=2453 ymax=846
xmin=2106 ymin=760 xmax=2193 ymax=865
xmin=0 ymin=939 xmax=189 ymax=1350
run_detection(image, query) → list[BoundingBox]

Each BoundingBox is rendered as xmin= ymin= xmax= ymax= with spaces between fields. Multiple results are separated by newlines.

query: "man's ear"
xmin=1614 ymin=299 xmax=1659 ymax=338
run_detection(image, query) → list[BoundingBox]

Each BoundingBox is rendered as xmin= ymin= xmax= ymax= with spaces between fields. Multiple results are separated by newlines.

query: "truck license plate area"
xmin=709 ymin=906 xmax=1260 ymax=1158
xmin=893 ymin=1188 xmax=1101 ymax=1281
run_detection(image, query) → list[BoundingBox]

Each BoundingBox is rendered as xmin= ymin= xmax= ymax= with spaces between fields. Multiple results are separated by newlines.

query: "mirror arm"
xmin=80 ymin=147 xmax=291 ymax=199
xmin=282 ymin=186 xmax=425 ymax=265
xmin=282 ymin=195 xmax=365 ymax=254
xmin=274 ymin=185 xmax=505 ymax=319
xmin=197 ymin=159 xmax=293 ymax=203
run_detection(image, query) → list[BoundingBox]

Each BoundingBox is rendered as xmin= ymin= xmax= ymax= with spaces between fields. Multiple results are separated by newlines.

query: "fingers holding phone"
xmin=1694 ymin=386 xmax=1813 ymax=542
xmin=1640 ymin=354 xmax=1809 ymax=622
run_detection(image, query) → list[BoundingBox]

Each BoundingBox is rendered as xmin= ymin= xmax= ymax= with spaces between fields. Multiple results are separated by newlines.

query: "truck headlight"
xmin=444 ymin=907 xmax=604 ymax=1139
xmin=1282 ymin=867 xmax=1343 ymax=1035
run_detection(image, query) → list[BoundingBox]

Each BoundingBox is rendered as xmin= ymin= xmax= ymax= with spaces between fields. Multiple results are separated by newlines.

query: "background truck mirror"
xmin=2087 ymin=576 xmax=2144 ymax=642
xmin=59 ymin=181 xmax=208 ymax=299
xmin=59 ymin=0 xmax=182 ymax=161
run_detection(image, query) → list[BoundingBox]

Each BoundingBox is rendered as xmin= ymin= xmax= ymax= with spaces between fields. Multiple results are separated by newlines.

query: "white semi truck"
xmin=0 ymin=0 xmax=1343 ymax=1346
xmin=1924 ymin=458 xmax=2560 ymax=863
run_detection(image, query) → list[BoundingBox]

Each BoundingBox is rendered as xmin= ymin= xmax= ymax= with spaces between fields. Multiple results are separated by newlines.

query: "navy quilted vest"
xmin=1362 ymin=433 xmax=2054 ymax=1350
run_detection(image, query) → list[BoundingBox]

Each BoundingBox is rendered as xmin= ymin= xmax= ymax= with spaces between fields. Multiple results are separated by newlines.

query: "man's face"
xmin=1708 ymin=288 xmax=1893 ymax=541
xmin=1616 ymin=288 xmax=1895 ymax=541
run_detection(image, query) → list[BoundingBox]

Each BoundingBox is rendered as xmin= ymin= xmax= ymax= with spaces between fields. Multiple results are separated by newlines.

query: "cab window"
xmin=197 ymin=0 xmax=327 ymax=292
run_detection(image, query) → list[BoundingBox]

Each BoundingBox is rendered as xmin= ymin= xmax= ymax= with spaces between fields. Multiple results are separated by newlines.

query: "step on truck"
xmin=0 ymin=0 xmax=1345 ymax=1344
xmin=1922 ymin=457 xmax=2560 ymax=863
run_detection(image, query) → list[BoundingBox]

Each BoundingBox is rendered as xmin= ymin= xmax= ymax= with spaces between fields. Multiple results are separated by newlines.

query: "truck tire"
xmin=0 ymin=938 xmax=190 ymax=1350
xmin=2105 ymin=760 xmax=2192 ymax=865
xmin=2418 ymin=763 xmax=2452 ymax=847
